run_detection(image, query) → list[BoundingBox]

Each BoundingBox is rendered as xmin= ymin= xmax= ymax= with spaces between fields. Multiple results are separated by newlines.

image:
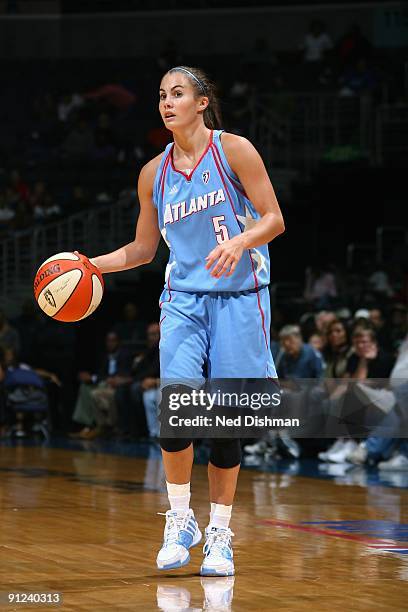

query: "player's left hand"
xmin=205 ymin=236 xmax=245 ymax=278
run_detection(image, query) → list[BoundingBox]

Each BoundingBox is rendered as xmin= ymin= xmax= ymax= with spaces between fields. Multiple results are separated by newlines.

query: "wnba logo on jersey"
xmin=202 ymin=170 xmax=210 ymax=184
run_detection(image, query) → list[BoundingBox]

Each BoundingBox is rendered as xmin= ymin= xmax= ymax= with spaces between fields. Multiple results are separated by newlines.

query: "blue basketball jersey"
xmin=152 ymin=129 xmax=270 ymax=292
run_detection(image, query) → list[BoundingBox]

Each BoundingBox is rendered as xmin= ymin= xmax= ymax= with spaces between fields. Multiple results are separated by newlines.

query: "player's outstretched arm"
xmin=90 ymin=156 xmax=162 ymax=273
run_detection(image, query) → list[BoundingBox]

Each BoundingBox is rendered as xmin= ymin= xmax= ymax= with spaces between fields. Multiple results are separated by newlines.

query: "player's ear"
xmin=199 ymin=96 xmax=209 ymax=110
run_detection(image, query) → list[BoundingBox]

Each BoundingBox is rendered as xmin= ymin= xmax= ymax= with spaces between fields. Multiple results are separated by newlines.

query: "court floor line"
xmin=259 ymin=518 xmax=402 ymax=547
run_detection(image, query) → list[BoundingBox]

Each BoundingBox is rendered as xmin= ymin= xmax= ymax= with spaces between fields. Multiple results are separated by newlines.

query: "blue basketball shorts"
xmin=159 ymin=286 xmax=277 ymax=382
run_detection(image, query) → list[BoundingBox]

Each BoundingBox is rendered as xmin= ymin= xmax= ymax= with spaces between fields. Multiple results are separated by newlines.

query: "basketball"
xmin=33 ymin=252 xmax=104 ymax=322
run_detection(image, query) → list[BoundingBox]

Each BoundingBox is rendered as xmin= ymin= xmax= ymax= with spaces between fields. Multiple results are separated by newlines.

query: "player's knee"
xmin=159 ymin=438 xmax=192 ymax=453
xmin=158 ymin=384 xmax=197 ymax=444
xmin=209 ymin=438 xmax=241 ymax=469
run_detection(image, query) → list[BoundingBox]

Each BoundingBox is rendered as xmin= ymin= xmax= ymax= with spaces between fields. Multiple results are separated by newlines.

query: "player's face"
xmin=159 ymin=73 xmax=207 ymax=129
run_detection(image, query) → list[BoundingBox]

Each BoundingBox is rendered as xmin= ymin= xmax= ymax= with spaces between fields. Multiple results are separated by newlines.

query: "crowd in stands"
xmin=0 ymin=17 xmax=405 ymax=239
xmin=0 ymin=300 xmax=160 ymax=441
xmin=244 ymin=265 xmax=408 ymax=473
xmin=0 ymin=256 xmax=406 ymax=474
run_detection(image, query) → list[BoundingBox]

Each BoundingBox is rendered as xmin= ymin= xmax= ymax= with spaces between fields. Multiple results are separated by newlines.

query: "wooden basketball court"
xmin=1 ymin=444 xmax=407 ymax=611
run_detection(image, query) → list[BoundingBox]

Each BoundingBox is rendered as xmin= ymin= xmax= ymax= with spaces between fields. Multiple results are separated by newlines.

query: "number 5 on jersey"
xmin=212 ymin=215 xmax=230 ymax=245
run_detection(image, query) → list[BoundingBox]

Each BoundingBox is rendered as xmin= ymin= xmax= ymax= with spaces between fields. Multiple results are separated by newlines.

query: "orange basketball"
xmin=33 ymin=252 xmax=104 ymax=322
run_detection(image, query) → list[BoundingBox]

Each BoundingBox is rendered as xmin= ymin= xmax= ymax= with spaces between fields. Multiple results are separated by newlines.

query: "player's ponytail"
xmin=168 ymin=66 xmax=222 ymax=130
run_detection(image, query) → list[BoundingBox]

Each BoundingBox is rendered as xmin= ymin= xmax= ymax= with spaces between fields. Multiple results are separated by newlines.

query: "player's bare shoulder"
xmin=138 ymin=152 xmax=165 ymax=195
xmin=220 ymin=132 xmax=258 ymax=172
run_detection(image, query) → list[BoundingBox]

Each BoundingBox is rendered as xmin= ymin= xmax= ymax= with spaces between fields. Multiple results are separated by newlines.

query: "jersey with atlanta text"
xmin=152 ymin=129 xmax=270 ymax=292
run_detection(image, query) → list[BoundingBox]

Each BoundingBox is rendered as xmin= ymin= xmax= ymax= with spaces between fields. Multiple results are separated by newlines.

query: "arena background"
xmin=0 ymin=2 xmax=407 ymax=609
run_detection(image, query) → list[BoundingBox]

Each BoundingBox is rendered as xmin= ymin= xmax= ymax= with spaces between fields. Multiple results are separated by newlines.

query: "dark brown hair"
xmin=352 ymin=327 xmax=377 ymax=342
xmin=325 ymin=318 xmax=350 ymax=349
xmin=167 ymin=65 xmax=222 ymax=130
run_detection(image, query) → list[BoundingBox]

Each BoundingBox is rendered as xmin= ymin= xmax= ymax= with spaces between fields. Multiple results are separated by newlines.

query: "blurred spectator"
xmin=336 ymin=24 xmax=372 ymax=69
xmin=245 ymin=325 xmax=323 ymax=459
xmin=278 ymin=325 xmax=323 ymax=379
xmin=33 ymin=317 xmax=76 ymax=429
xmin=4 ymin=186 xmax=19 ymax=210
xmin=33 ymin=194 xmax=62 ymax=222
xmin=143 ymin=388 xmax=160 ymax=439
xmin=227 ymin=70 xmax=255 ymax=135
xmin=9 ymin=170 xmax=29 ymax=203
xmin=335 ymin=307 xmax=352 ymax=324
xmin=267 ymin=75 xmax=295 ymax=141
xmin=390 ymin=304 xmax=407 ymax=350
xmin=0 ymin=310 xmax=20 ymax=355
xmin=71 ymin=331 xmax=133 ymax=439
xmin=321 ymin=327 xmax=394 ymax=464
xmin=315 ymin=310 xmax=337 ymax=335
xmin=317 ymin=320 xmax=353 ymax=463
xmin=377 ymin=335 xmax=408 ymax=471
xmin=29 ymin=182 xmax=60 ymax=221
xmin=84 ymin=83 xmax=136 ymax=111
xmin=29 ymin=181 xmax=48 ymax=211
xmin=67 ymin=185 xmax=89 ymax=214
xmin=3 ymin=346 xmax=61 ymax=438
xmin=323 ymin=319 xmax=353 ymax=378
xmin=339 ymin=58 xmax=376 ymax=97
xmin=57 ymin=93 xmax=84 ymax=123
xmin=13 ymin=299 xmax=41 ymax=365
xmin=275 ymin=324 xmax=323 ymax=457
xmin=347 ymin=334 xmax=407 ymax=467
xmin=369 ymin=308 xmax=392 ymax=351
xmin=113 ymin=302 xmax=146 ymax=344
xmin=308 ymin=332 xmax=325 ymax=354
xmin=300 ymin=20 xmax=333 ymax=63
xmin=0 ymin=190 xmax=15 ymax=230
xmin=346 ymin=328 xmax=394 ymax=380
xmin=94 ymin=112 xmax=116 ymax=147
xmin=351 ymin=310 xmax=373 ymax=338
xmin=11 ymin=197 xmax=33 ymax=230
xmin=61 ymin=119 xmax=94 ymax=161
xmin=120 ymin=322 xmax=160 ymax=440
xmin=368 ymin=265 xmax=394 ymax=298
xmin=304 ymin=265 xmax=337 ymax=309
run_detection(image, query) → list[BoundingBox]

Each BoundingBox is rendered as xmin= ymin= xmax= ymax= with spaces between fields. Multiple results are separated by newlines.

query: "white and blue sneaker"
xmin=200 ymin=527 xmax=235 ymax=577
xmin=156 ymin=508 xmax=202 ymax=570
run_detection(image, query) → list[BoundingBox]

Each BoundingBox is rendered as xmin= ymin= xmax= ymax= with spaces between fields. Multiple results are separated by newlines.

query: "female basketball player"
xmin=86 ymin=66 xmax=285 ymax=576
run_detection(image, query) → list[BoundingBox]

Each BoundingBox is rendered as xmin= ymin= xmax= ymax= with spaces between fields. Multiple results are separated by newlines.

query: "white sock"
xmin=209 ymin=502 xmax=216 ymax=522
xmin=166 ymin=481 xmax=191 ymax=513
xmin=209 ymin=503 xmax=232 ymax=530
